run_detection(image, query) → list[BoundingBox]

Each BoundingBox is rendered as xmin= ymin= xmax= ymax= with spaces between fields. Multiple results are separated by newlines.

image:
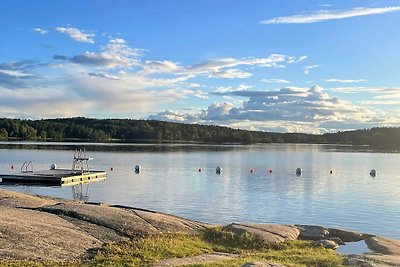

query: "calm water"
xmin=1 ymin=142 xmax=399 ymax=239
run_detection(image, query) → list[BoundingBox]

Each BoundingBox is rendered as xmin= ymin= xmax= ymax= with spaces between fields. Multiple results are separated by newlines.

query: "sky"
xmin=1 ymin=0 xmax=400 ymax=133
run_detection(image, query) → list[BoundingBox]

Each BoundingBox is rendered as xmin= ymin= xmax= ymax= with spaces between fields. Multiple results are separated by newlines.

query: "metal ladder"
xmin=21 ymin=161 xmax=33 ymax=173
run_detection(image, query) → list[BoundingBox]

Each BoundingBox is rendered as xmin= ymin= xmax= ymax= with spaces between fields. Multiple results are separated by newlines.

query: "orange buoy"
xmin=198 ymin=168 xmax=202 ymax=172
xmin=110 ymin=167 xmax=114 ymax=171
xmin=269 ymin=169 xmax=272 ymax=173
xmin=11 ymin=165 xmax=14 ymax=170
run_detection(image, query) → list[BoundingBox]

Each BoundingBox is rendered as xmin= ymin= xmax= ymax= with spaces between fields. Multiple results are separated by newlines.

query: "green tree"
xmin=0 ymin=128 xmax=8 ymax=140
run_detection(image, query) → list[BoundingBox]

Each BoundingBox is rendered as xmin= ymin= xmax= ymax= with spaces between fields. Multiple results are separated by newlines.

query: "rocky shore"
xmin=0 ymin=188 xmax=399 ymax=266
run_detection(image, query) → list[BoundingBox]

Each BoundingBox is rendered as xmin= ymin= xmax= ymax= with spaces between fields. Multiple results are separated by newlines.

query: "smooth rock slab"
xmin=38 ymin=202 xmax=162 ymax=238
xmin=364 ymin=236 xmax=400 ymax=255
xmin=0 ymin=189 xmax=57 ymax=208
xmin=0 ymin=206 xmax=101 ymax=261
xmin=38 ymin=202 xmax=209 ymax=239
xmin=120 ymin=206 xmax=209 ymax=234
xmin=0 ymin=189 xmax=211 ymax=261
xmin=224 ymin=223 xmax=299 ymax=245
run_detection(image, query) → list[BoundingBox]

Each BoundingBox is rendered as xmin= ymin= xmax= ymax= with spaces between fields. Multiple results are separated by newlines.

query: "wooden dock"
xmin=0 ymin=169 xmax=107 ymax=186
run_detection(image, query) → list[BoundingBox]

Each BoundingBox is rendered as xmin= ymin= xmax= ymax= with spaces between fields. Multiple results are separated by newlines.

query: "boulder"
xmin=238 ymin=224 xmax=300 ymax=240
xmin=315 ymin=239 xmax=339 ymax=250
xmin=224 ymin=224 xmax=299 ymax=245
xmin=329 ymin=237 xmax=345 ymax=245
xmin=295 ymin=225 xmax=329 ymax=240
xmin=327 ymin=228 xmax=363 ymax=242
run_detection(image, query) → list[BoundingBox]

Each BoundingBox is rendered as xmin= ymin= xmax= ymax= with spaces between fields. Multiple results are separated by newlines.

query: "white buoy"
xmin=216 ymin=166 xmax=222 ymax=174
xmin=50 ymin=163 xmax=57 ymax=170
xmin=135 ymin=165 xmax=141 ymax=173
xmin=370 ymin=169 xmax=376 ymax=177
xmin=296 ymin=168 xmax=302 ymax=175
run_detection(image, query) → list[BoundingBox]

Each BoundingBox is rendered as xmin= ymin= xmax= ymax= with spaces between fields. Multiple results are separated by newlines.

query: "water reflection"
xmin=0 ymin=180 xmax=100 ymax=201
xmin=1 ymin=141 xmax=399 ymax=153
xmin=71 ymin=183 xmax=90 ymax=201
xmin=1 ymin=143 xmax=400 ymax=239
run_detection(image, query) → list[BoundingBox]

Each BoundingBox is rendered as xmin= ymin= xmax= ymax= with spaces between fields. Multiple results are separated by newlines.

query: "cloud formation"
xmin=184 ymin=54 xmax=297 ymax=78
xmin=324 ymin=78 xmax=366 ymax=83
xmin=151 ymin=85 xmax=382 ymax=132
xmin=304 ymin=65 xmax=319 ymax=74
xmin=55 ymin=27 xmax=95 ymax=43
xmin=332 ymin=86 xmax=400 ymax=106
xmin=32 ymin=28 xmax=48 ymax=35
xmin=209 ymin=68 xmax=252 ymax=79
xmin=261 ymin=6 xmax=400 ymax=24
xmin=69 ymin=38 xmax=141 ymax=68
xmin=2 ymin=27 xmax=396 ymax=132
xmin=0 ymin=61 xmax=38 ymax=89
xmin=261 ymin=78 xmax=291 ymax=84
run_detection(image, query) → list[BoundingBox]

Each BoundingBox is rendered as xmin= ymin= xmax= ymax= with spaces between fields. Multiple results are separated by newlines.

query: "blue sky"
xmin=1 ymin=0 xmax=400 ymax=133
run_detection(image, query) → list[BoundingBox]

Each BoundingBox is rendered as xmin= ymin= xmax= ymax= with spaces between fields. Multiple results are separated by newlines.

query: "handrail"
xmin=26 ymin=161 xmax=33 ymax=172
xmin=21 ymin=162 xmax=27 ymax=173
xmin=21 ymin=161 xmax=34 ymax=173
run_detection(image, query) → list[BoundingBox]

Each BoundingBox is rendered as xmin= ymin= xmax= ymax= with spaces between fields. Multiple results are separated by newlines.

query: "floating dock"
xmin=0 ymin=149 xmax=107 ymax=186
xmin=0 ymin=169 xmax=107 ymax=186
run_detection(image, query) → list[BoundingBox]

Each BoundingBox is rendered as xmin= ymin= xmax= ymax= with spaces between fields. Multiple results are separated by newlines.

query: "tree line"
xmin=0 ymin=117 xmax=398 ymax=147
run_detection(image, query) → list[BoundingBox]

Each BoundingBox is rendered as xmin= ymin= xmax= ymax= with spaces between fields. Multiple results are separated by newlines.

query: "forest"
xmin=0 ymin=117 xmax=399 ymax=147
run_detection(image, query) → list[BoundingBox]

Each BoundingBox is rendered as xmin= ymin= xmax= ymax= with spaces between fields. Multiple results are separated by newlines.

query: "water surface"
xmin=0 ymin=142 xmax=399 ymax=239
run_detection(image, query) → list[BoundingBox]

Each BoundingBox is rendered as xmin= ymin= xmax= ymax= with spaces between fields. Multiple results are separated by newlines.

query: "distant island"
xmin=0 ymin=117 xmax=399 ymax=148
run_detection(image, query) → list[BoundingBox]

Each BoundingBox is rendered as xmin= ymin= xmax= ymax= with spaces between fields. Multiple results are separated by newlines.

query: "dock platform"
xmin=0 ymin=169 xmax=107 ymax=186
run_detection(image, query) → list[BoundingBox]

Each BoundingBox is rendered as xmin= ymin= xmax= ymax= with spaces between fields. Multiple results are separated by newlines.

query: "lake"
xmin=0 ymin=142 xmax=399 ymax=239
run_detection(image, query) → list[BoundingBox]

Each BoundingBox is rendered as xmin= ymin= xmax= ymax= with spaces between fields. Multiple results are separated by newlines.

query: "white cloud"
xmin=155 ymin=89 xmax=208 ymax=100
xmin=331 ymin=86 xmax=400 ymax=94
xmin=32 ymin=28 xmax=48 ymax=35
xmin=216 ymin=84 xmax=252 ymax=93
xmin=88 ymin=72 xmax=120 ymax=80
xmin=287 ymin=55 xmax=308 ymax=63
xmin=332 ymin=86 xmax=400 ymax=105
xmin=69 ymin=38 xmax=141 ymax=69
xmin=141 ymin=60 xmax=181 ymax=74
xmin=0 ymin=69 xmax=35 ymax=78
xmin=55 ymin=27 xmax=95 ymax=43
xmin=304 ymin=65 xmax=319 ymax=74
xmin=324 ymin=78 xmax=366 ymax=83
xmin=209 ymin=68 xmax=252 ymax=79
xmin=192 ymin=90 xmax=209 ymax=99
xmin=186 ymin=54 xmax=303 ymax=77
xmin=361 ymin=100 xmax=400 ymax=105
xmin=148 ymin=110 xmax=199 ymax=123
xmin=261 ymin=6 xmax=400 ymax=24
xmin=261 ymin=78 xmax=291 ymax=84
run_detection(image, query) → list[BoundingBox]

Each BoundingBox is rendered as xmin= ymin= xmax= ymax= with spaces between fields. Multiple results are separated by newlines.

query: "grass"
xmin=0 ymin=227 xmax=345 ymax=267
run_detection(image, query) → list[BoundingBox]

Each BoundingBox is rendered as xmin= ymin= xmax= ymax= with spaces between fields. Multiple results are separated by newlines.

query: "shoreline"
xmin=0 ymin=188 xmax=399 ymax=266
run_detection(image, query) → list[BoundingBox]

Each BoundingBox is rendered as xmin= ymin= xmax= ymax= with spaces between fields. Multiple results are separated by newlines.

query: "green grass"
xmin=87 ymin=233 xmax=213 ymax=266
xmin=0 ymin=228 xmax=345 ymax=267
